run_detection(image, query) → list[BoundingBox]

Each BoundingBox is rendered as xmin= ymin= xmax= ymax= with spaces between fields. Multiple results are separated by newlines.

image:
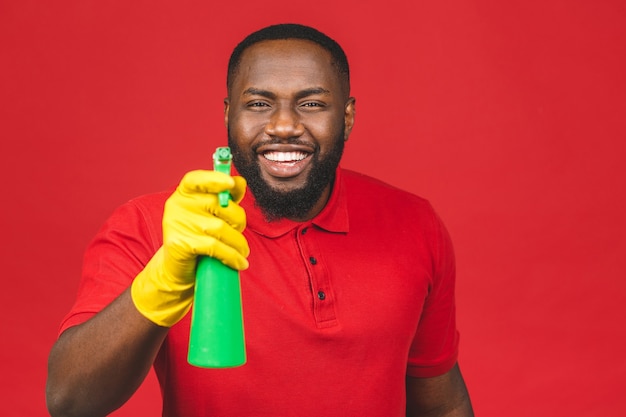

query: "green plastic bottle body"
xmin=187 ymin=146 xmax=246 ymax=368
xmin=188 ymin=257 xmax=246 ymax=368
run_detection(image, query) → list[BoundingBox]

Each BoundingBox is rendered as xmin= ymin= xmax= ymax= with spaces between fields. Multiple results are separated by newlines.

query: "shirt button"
xmin=309 ymin=256 xmax=317 ymax=265
xmin=301 ymin=227 xmax=308 ymax=235
xmin=317 ymin=291 xmax=326 ymax=300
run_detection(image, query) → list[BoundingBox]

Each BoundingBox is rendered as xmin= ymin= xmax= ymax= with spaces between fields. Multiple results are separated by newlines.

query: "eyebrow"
xmin=242 ymin=87 xmax=331 ymax=100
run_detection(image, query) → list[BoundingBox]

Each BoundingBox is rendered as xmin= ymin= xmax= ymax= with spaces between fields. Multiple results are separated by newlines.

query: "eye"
xmin=299 ymin=101 xmax=326 ymax=110
xmin=246 ymin=101 xmax=271 ymax=110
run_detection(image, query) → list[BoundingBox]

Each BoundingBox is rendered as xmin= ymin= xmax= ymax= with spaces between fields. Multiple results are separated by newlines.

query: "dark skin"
xmin=406 ymin=365 xmax=474 ymax=416
xmin=47 ymin=289 xmax=167 ymax=417
xmin=225 ymin=39 xmax=355 ymax=221
xmin=46 ymin=38 xmax=473 ymax=417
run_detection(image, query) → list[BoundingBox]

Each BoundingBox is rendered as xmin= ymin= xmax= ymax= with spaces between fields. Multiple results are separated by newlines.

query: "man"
xmin=46 ymin=23 xmax=474 ymax=416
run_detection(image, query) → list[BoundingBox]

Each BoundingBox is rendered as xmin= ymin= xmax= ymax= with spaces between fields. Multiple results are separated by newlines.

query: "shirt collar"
xmin=240 ymin=167 xmax=350 ymax=238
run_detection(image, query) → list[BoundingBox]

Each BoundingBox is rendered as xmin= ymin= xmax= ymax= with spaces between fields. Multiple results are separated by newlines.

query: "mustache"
xmin=250 ymin=138 xmax=318 ymax=153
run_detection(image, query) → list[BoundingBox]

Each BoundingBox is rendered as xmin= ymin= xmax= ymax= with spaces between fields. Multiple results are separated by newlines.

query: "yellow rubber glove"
xmin=131 ymin=170 xmax=249 ymax=327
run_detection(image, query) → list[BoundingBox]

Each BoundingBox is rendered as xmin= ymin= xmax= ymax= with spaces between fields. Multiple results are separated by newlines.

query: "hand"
xmin=131 ymin=170 xmax=249 ymax=327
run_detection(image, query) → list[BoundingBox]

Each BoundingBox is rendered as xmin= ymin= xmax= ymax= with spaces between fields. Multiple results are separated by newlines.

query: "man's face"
xmin=225 ymin=39 xmax=355 ymax=221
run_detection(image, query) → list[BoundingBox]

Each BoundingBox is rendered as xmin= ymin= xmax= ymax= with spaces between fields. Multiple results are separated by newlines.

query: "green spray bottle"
xmin=187 ymin=147 xmax=246 ymax=368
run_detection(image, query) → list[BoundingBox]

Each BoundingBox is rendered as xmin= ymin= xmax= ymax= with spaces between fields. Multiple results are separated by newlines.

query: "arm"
xmin=406 ymin=363 xmax=474 ymax=417
xmin=46 ymin=289 xmax=168 ymax=417
xmin=46 ymin=170 xmax=249 ymax=417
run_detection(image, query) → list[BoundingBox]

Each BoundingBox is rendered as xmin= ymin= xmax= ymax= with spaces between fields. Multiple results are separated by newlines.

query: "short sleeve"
xmin=58 ymin=193 xmax=167 ymax=335
xmin=406 ymin=206 xmax=460 ymax=378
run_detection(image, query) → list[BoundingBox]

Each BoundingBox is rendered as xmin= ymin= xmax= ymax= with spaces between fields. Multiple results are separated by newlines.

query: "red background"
xmin=1 ymin=1 xmax=625 ymax=416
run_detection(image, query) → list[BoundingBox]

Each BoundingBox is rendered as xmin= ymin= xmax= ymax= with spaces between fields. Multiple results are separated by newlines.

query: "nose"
xmin=265 ymin=106 xmax=305 ymax=140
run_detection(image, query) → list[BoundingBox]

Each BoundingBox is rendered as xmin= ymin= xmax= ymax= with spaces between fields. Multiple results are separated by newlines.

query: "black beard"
xmin=228 ymin=131 xmax=345 ymax=222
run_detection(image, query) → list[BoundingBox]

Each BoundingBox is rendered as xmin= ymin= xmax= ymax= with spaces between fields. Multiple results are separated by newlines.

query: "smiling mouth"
xmin=262 ymin=151 xmax=309 ymax=163
xmin=257 ymin=149 xmax=313 ymax=180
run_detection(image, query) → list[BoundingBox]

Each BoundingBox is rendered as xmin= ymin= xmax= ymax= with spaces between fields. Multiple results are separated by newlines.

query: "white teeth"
xmin=264 ymin=151 xmax=307 ymax=162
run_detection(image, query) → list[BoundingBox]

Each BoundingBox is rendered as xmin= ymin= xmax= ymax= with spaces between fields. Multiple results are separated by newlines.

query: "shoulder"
xmin=95 ymin=189 xmax=173 ymax=249
xmin=125 ymin=189 xmax=173 ymax=212
xmin=340 ymin=168 xmax=449 ymax=244
xmin=340 ymin=168 xmax=434 ymax=213
xmin=110 ymin=189 xmax=173 ymax=224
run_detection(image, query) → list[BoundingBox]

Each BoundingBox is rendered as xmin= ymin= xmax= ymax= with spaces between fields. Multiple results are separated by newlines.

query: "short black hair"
xmin=227 ymin=23 xmax=350 ymax=94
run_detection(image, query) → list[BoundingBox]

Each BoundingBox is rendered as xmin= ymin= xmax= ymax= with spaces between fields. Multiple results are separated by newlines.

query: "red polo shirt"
xmin=60 ymin=167 xmax=459 ymax=416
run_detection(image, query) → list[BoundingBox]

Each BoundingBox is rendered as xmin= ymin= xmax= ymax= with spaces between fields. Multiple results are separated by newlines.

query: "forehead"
xmin=232 ymin=39 xmax=343 ymax=94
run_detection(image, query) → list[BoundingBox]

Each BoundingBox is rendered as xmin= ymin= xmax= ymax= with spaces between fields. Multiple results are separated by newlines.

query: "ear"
xmin=223 ymin=98 xmax=230 ymax=128
xmin=343 ymin=97 xmax=356 ymax=141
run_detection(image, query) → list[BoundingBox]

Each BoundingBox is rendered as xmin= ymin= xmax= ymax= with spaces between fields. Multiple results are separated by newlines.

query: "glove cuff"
xmin=131 ymin=248 xmax=195 ymax=327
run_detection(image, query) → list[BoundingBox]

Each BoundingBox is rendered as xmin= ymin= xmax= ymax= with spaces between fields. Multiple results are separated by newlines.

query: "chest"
xmin=241 ymin=223 xmax=433 ymax=339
